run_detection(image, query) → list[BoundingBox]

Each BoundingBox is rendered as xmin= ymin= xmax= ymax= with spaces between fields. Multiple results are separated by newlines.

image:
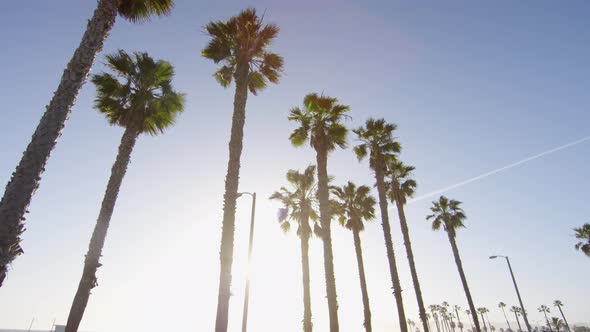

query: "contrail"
xmin=407 ymin=135 xmax=590 ymax=204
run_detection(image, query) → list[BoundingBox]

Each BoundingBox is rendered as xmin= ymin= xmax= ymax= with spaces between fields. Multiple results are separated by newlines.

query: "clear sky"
xmin=1 ymin=1 xmax=589 ymax=331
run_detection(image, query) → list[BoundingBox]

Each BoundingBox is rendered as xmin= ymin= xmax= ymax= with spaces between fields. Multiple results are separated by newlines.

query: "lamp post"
xmin=490 ymin=255 xmax=531 ymax=332
xmin=238 ymin=192 xmax=256 ymax=332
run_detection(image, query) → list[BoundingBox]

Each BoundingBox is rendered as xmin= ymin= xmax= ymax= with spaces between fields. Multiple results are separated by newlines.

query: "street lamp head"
xmin=489 ymin=255 xmax=498 ymax=259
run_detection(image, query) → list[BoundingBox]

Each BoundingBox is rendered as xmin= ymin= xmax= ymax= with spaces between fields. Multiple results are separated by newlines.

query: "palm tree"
xmin=386 ymin=158 xmax=429 ymax=332
xmin=477 ymin=309 xmax=488 ymax=332
xmin=426 ymin=196 xmax=481 ymax=332
xmin=553 ymin=301 xmax=570 ymax=332
xmin=0 ymin=0 xmax=174 ymax=288
xmin=270 ymin=165 xmax=319 ymax=332
xmin=332 ymin=182 xmax=376 ymax=332
xmin=202 ymin=9 xmax=284 ymax=332
xmin=431 ymin=305 xmax=442 ymax=332
xmin=538 ymin=305 xmax=553 ymax=332
xmin=289 ymin=93 xmax=350 ymax=331
xmin=64 ymin=50 xmax=184 ymax=332
xmin=442 ymin=302 xmax=453 ymax=332
xmin=573 ymin=223 xmax=590 ymax=257
xmin=353 ymin=118 xmax=407 ymax=332
xmin=499 ymin=302 xmax=512 ymax=331
xmin=510 ymin=307 xmax=523 ymax=332
xmin=425 ymin=312 xmax=433 ymax=332
xmin=551 ymin=318 xmax=565 ymax=332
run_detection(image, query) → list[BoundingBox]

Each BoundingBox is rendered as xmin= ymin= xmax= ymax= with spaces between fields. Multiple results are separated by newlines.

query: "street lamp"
xmin=238 ymin=192 xmax=256 ymax=332
xmin=490 ymin=255 xmax=531 ymax=332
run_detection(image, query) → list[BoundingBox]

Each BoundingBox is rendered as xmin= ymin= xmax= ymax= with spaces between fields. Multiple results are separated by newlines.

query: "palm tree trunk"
xmin=514 ymin=313 xmax=522 ymax=332
xmin=557 ymin=306 xmax=570 ymax=332
xmin=455 ymin=308 xmax=463 ymax=332
xmin=543 ymin=312 xmax=553 ymax=332
xmin=479 ymin=313 xmax=487 ymax=332
xmin=315 ymin=144 xmax=339 ymax=332
xmin=215 ymin=61 xmax=250 ymax=332
xmin=485 ymin=313 xmax=492 ymax=332
xmin=501 ymin=308 xmax=512 ymax=331
xmin=394 ymin=189 xmax=428 ymax=332
xmin=300 ymin=216 xmax=313 ymax=332
xmin=447 ymin=232 xmax=481 ymax=332
xmin=433 ymin=315 xmax=440 ymax=332
xmin=374 ymin=156 xmax=407 ymax=332
xmin=65 ymin=127 xmax=138 ymax=332
xmin=0 ymin=0 xmax=120 ymax=287
xmin=557 ymin=305 xmax=571 ymax=332
xmin=353 ymin=229 xmax=372 ymax=332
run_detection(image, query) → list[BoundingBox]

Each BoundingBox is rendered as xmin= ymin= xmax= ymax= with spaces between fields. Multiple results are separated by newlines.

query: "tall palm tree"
xmin=553 ymin=301 xmax=570 ymax=332
xmin=353 ymin=118 xmax=407 ymax=332
xmin=64 ymin=50 xmax=184 ymax=332
xmin=573 ymin=223 xmax=590 ymax=257
xmin=386 ymin=158 xmax=429 ymax=332
xmin=270 ymin=165 xmax=319 ymax=332
xmin=202 ymin=9 xmax=284 ymax=332
xmin=499 ymin=302 xmax=512 ymax=331
xmin=0 ymin=0 xmax=174 ymax=288
xmin=332 ymin=182 xmax=376 ymax=332
xmin=551 ymin=318 xmax=565 ymax=332
xmin=454 ymin=305 xmax=464 ymax=332
xmin=431 ymin=305 xmax=442 ymax=332
xmin=427 ymin=196 xmax=481 ymax=332
xmin=538 ymin=305 xmax=553 ymax=332
xmin=289 ymin=93 xmax=350 ymax=331
xmin=510 ymin=307 xmax=522 ymax=332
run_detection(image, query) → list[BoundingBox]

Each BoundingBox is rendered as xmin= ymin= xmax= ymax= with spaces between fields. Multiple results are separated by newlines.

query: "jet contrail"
xmin=407 ymin=135 xmax=590 ymax=204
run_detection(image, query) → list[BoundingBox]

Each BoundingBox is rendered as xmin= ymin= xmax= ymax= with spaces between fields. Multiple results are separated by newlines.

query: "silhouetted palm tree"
xmin=511 ymin=306 xmax=523 ymax=332
xmin=553 ymin=301 xmax=570 ymax=332
xmin=202 ymin=9 xmax=284 ymax=332
xmin=64 ymin=50 xmax=184 ymax=332
xmin=332 ymin=182 xmax=376 ymax=332
xmin=551 ymin=318 xmax=565 ymax=332
xmin=289 ymin=93 xmax=350 ymax=331
xmin=499 ymin=302 xmax=512 ymax=331
xmin=353 ymin=118 xmax=407 ymax=332
xmin=573 ymin=223 xmax=590 ymax=257
xmin=0 ymin=0 xmax=175 ymax=288
xmin=270 ymin=165 xmax=320 ymax=332
xmin=427 ymin=196 xmax=481 ymax=332
xmin=538 ymin=305 xmax=553 ymax=332
xmin=386 ymin=158 xmax=428 ymax=332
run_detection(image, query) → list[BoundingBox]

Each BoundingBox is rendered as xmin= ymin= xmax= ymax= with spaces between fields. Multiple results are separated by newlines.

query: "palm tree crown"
xmin=289 ymin=93 xmax=350 ymax=151
xmin=386 ymin=158 xmax=417 ymax=205
xmin=573 ymin=223 xmax=590 ymax=257
xmin=270 ymin=165 xmax=319 ymax=236
xmin=331 ymin=182 xmax=376 ymax=232
xmin=92 ymin=50 xmax=184 ymax=134
xmin=353 ymin=118 xmax=401 ymax=169
xmin=427 ymin=196 xmax=466 ymax=237
xmin=202 ymin=8 xmax=284 ymax=95
xmin=117 ymin=0 xmax=174 ymax=22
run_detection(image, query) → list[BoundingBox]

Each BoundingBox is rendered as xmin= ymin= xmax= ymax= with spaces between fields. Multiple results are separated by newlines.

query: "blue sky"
xmin=1 ymin=1 xmax=589 ymax=331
